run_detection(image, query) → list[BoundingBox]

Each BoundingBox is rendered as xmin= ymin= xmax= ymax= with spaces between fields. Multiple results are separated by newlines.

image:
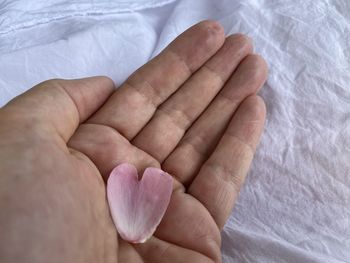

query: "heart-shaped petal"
xmin=107 ymin=163 xmax=173 ymax=243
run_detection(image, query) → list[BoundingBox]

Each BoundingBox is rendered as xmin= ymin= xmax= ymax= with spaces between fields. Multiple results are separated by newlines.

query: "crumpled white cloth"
xmin=1 ymin=0 xmax=349 ymax=262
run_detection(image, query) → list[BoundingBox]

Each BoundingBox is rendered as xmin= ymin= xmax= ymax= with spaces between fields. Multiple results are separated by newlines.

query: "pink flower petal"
xmin=107 ymin=163 xmax=173 ymax=243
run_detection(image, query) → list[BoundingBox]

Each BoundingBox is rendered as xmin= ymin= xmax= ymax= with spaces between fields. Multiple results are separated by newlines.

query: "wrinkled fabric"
xmin=0 ymin=0 xmax=349 ymax=262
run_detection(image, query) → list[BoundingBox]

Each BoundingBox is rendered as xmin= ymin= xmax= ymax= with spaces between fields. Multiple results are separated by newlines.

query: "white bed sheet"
xmin=1 ymin=0 xmax=349 ymax=262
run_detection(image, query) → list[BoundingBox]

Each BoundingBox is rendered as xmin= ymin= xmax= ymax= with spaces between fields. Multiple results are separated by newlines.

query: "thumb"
xmin=1 ymin=77 xmax=115 ymax=142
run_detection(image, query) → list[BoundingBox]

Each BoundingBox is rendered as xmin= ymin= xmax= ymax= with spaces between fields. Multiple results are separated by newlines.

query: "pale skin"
xmin=0 ymin=21 xmax=268 ymax=263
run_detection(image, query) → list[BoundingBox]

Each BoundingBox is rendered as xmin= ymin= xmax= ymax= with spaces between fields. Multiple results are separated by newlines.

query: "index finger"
xmin=88 ymin=20 xmax=225 ymax=139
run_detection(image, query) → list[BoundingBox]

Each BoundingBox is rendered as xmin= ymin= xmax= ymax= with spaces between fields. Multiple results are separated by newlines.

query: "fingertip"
xmin=227 ymin=95 xmax=266 ymax=153
xmin=169 ymin=20 xmax=225 ymax=72
xmin=226 ymin=33 xmax=254 ymax=54
xmin=256 ymin=95 xmax=267 ymax=119
xmin=76 ymin=76 xmax=116 ymax=93
xmin=197 ymin=20 xmax=225 ymax=38
xmin=197 ymin=20 xmax=226 ymax=51
xmin=248 ymin=54 xmax=269 ymax=85
xmin=93 ymin=75 xmax=117 ymax=89
xmin=241 ymin=95 xmax=267 ymax=122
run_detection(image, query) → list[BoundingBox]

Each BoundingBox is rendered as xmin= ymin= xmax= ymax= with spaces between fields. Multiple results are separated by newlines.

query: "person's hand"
xmin=0 ymin=21 xmax=268 ymax=263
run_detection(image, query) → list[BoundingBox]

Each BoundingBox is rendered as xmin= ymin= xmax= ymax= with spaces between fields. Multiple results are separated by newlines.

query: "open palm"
xmin=0 ymin=21 xmax=267 ymax=263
